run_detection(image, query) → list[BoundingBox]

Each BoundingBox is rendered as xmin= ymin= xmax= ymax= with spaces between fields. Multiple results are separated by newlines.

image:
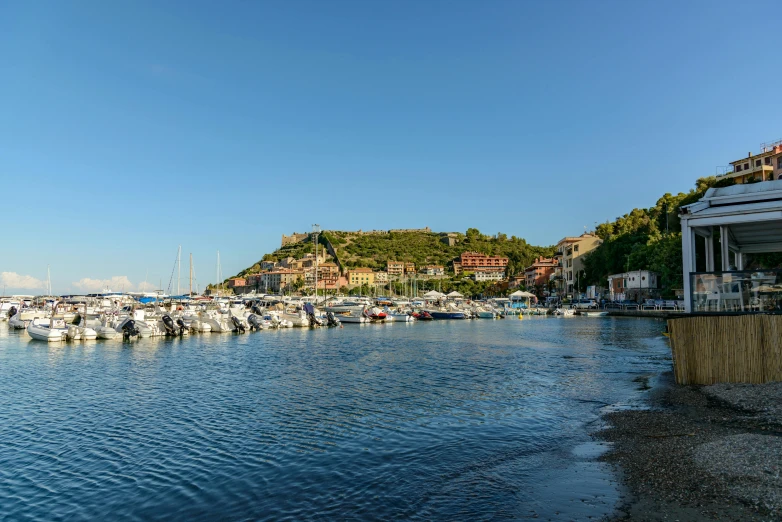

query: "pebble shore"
xmin=596 ymin=373 xmax=782 ymax=521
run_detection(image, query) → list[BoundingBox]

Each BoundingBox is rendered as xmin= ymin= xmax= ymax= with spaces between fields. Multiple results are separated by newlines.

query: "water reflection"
xmin=0 ymin=317 xmax=670 ymax=521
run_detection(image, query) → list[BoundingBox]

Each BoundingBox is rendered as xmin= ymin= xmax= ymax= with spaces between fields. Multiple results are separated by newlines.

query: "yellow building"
xmin=718 ymin=141 xmax=782 ymax=184
xmin=555 ymin=233 xmax=603 ymax=296
xmin=348 ymin=268 xmax=375 ymax=286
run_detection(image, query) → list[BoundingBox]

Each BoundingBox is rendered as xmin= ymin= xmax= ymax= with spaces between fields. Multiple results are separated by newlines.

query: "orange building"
xmin=459 ymin=252 xmax=509 ymax=272
xmin=523 ymin=257 xmax=558 ymax=290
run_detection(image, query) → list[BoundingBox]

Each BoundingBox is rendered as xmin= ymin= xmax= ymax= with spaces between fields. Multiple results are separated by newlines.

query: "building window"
xmin=765 ymin=157 xmax=772 ymax=165
xmin=736 ymin=164 xmax=742 ymax=172
xmin=574 ymin=245 xmax=579 ymax=252
xmin=744 ymin=163 xmax=749 ymax=169
xmin=756 ymin=159 xmax=762 ymax=167
xmin=778 ymin=157 xmax=782 ymax=168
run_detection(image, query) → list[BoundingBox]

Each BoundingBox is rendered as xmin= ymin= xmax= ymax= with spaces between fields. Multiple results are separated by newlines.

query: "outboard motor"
xmin=122 ymin=319 xmax=140 ymax=340
xmin=247 ymin=314 xmax=262 ymax=331
xmin=176 ymin=318 xmax=186 ymax=335
xmin=326 ymin=311 xmax=339 ymax=327
xmin=251 ymin=304 xmax=263 ymax=315
xmin=7 ymin=306 xmax=17 ymax=319
xmin=230 ymin=316 xmax=246 ymax=333
xmin=162 ymin=314 xmax=178 ymax=336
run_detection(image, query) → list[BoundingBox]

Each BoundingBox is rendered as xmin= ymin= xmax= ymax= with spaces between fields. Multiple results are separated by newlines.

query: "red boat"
xmin=363 ymin=307 xmax=387 ymax=321
xmin=412 ymin=311 xmax=434 ymax=321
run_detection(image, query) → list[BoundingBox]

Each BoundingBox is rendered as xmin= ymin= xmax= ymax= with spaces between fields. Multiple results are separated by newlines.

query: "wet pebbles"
xmin=596 ymin=373 xmax=782 ymax=521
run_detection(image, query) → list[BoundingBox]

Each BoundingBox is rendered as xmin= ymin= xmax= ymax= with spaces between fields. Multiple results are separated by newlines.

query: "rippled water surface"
xmin=0 ymin=317 xmax=671 ymax=521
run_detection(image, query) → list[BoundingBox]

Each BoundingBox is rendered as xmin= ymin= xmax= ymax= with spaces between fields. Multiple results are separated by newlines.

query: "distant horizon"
xmin=2 ymin=0 xmax=781 ymax=294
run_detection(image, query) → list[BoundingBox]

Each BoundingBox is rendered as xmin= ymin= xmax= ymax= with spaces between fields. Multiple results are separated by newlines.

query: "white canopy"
xmin=423 ymin=290 xmax=444 ymax=298
xmin=510 ymin=290 xmax=535 ymax=298
xmin=680 ymin=179 xmax=782 ymax=312
xmin=446 ymin=291 xmax=463 ymax=298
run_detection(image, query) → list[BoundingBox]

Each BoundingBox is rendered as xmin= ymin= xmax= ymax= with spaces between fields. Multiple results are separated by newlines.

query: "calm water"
xmin=0 ymin=317 xmax=670 ymax=521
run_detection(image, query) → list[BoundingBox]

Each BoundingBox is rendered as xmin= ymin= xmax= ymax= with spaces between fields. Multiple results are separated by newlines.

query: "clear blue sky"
xmin=2 ymin=0 xmax=781 ymax=294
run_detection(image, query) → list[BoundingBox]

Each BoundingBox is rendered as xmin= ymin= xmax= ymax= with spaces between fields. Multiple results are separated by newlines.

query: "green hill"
xmin=232 ymin=228 xmax=555 ymax=279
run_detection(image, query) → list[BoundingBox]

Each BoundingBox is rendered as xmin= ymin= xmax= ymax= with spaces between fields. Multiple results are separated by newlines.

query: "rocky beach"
xmin=597 ymin=373 xmax=782 ymax=521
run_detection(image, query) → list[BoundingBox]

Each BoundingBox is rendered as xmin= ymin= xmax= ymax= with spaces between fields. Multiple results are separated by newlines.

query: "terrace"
xmin=680 ymin=180 xmax=782 ymax=313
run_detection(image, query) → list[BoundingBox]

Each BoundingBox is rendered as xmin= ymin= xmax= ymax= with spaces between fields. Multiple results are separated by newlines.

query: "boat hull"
xmin=428 ymin=311 xmax=466 ymax=320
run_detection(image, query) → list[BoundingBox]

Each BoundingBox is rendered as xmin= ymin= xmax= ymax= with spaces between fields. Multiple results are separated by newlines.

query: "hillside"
xmin=232 ymin=228 xmax=555 ymax=279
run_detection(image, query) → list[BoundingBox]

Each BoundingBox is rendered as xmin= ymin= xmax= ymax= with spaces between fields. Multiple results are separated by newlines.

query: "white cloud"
xmin=0 ymin=272 xmax=45 ymax=290
xmin=136 ymin=281 xmax=157 ymax=291
xmin=72 ymin=276 xmax=134 ymax=293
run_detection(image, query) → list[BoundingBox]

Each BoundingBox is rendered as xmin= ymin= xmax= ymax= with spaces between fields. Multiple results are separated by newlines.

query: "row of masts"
xmin=173 ymin=246 xmax=222 ymax=297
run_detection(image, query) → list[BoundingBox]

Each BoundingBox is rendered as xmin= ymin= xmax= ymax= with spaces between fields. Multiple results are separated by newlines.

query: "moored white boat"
xmin=581 ymin=310 xmax=609 ymax=317
xmin=27 ymin=318 xmax=68 ymax=342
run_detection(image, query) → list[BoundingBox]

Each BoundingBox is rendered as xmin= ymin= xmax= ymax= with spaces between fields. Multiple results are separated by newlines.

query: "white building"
xmin=607 ymin=270 xmax=659 ymax=301
xmin=472 ymin=271 xmax=505 ymax=282
xmin=679 ymin=180 xmax=782 ymax=313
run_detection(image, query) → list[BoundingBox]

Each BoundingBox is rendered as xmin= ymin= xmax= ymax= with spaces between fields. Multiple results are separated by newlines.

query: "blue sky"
xmin=2 ymin=0 xmax=781 ymax=294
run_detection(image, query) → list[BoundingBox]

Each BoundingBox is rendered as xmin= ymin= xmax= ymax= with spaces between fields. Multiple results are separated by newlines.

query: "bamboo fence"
xmin=667 ymin=315 xmax=782 ymax=384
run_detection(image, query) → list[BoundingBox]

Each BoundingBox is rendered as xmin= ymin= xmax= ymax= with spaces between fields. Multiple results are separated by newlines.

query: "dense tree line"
xmin=578 ymin=176 xmax=781 ymax=297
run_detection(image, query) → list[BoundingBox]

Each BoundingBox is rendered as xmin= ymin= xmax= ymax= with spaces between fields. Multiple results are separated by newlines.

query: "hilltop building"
xmin=716 ymin=140 xmax=782 ymax=184
xmin=281 ymin=232 xmax=309 ymax=247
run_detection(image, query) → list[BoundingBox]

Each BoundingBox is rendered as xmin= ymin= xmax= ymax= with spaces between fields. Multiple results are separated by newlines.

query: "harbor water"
xmin=0 ymin=317 xmax=671 ymax=521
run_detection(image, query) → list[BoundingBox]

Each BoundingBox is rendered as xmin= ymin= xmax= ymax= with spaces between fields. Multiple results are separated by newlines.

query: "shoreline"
xmin=595 ymin=372 xmax=782 ymax=521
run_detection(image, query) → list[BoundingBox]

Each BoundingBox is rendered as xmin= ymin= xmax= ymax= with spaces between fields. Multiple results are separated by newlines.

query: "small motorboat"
xmin=363 ymin=307 xmax=387 ymax=322
xmin=412 ymin=311 xmax=434 ymax=321
xmin=581 ymin=311 xmax=609 ymax=317
xmin=427 ymin=310 xmax=466 ymax=320
xmin=27 ymin=317 xmax=68 ymax=342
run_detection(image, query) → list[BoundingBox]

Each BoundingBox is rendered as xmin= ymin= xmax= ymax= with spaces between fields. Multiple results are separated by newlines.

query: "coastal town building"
xmin=508 ymin=275 xmax=526 ymax=289
xmin=607 ymin=270 xmax=660 ymax=301
xmin=523 ymin=257 xmax=558 ymax=291
xmin=374 ymin=271 xmax=389 ymax=284
xmin=227 ymin=278 xmax=246 ymax=291
xmin=247 ymin=268 xmax=305 ymax=293
xmin=458 ymin=252 xmax=509 ymax=275
xmin=555 ymin=233 xmax=603 ymax=296
xmin=717 ymin=140 xmax=782 ymax=184
xmin=304 ymin=262 xmax=340 ymax=289
xmin=420 ymin=265 xmax=445 ymax=276
xmin=405 ymin=262 xmax=416 ymax=275
xmin=300 ymin=253 xmax=327 ymax=268
xmin=472 ymin=271 xmax=505 ymax=282
xmin=260 ymin=261 xmax=278 ymax=270
xmin=348 ymin=268 xmax=375 ymax=287
xmin=387 ymin=261 xmax=404 ymax=276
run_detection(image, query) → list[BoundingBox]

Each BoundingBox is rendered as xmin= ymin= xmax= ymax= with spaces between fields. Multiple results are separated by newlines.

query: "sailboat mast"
xmin=189 ymin=253 xmax=193 ymax=296
xmin=177 ymin=246 xmax=181 ymax=296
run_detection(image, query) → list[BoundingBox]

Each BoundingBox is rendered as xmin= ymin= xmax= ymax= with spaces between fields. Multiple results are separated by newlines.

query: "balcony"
xmin=691 ymin=270 xmax=782 ymax=313
xmin=717 ymin=164 xmax=775 ymax=181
